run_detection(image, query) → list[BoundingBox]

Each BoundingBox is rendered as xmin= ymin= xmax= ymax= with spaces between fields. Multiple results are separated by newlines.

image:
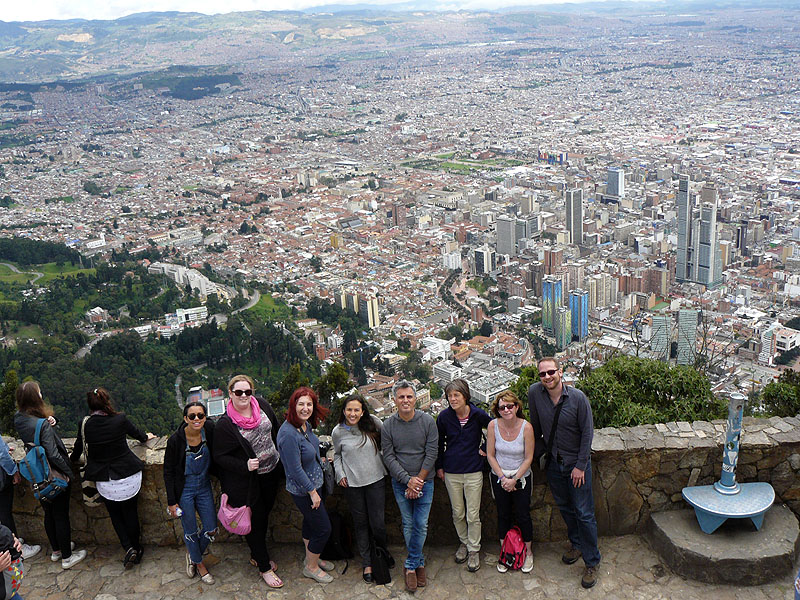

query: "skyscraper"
xmin=555 ymin=306 xmax=572 ymax=350
xmin=676 ymin=176 xmax=723 ymax=288
xmin=565 ymin=188 xmax=583 ymax=245
xmin=650 ymin=314 xmax=671 ymax=361
xmin=569 ymin=288 xmax=589 ymax=341
xmin=676 ymin=309 xmax=698 ymax=366
xmin=496 ymin=215 xmax=516 ymax=256
xmin=474 ymin=246 xmax=496 ymax=275
xmin=607 ymin=167 xmax=625 ymax=198
xmin=542 ymin=275 xmax=562 ymax=336
xmin=358 ymin=295 xmax=380 ymax=329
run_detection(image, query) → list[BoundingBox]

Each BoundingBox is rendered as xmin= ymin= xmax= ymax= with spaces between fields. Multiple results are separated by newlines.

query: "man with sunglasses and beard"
xmin=528 ymin=357 xmax=600 ymax=589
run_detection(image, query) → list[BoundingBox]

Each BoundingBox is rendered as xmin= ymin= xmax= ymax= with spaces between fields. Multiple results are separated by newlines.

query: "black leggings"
xmin=0 ymin=483 xmax=17 ymax=535
xmin=42 ymin=484 xmax=73 ymax=559
xmin=105 ymin=495 xmax=141 ymax=551
xmin=245 ymin=469 xmax=281 ymax=573
xmin=490 ymin=473 xmax=533 ymax=542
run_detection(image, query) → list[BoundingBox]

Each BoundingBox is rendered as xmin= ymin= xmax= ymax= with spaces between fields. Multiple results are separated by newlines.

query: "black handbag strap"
xmin=543 ymin=400 xmax=565 ymax=471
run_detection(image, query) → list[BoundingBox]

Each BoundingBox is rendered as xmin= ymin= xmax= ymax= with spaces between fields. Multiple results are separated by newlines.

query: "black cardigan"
xmin=70 ymin=413 xmax=147 ymax=482
xmin=212 ymin=396 xmax=282 ymax=508
xmin=163 ymin=419 xmax=215 ymax=506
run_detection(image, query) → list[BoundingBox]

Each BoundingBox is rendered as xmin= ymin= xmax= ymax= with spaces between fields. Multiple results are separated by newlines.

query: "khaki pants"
xmin=444 ymin=471 xmax=484 ymax=552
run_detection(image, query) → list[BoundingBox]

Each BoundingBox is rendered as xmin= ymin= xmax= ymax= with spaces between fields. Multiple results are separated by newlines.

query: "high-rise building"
xmin=650 ymin=314 xmax=671 ymax=361
xmin=358 ymin=295 xmax=380 ymax=329
xmin=676 ymin=309 xmax=698 ymax=365
xmin=544 ymin=246 xmax=563 ymax=275
xmin=525 ymin=261 xmax=544 ymax=297
xmin=676 ymin=175 xmax=692 ymax=283
xmin=555 ymin=306 xmax=572 ymax=350
xmin=758 ymin=321 xmax=779 ymax=366
xmin=496 ymin=215 xmax=516 ymax=256
xmin=542 ymin=276 xmax=562 ymax=336
xmin=676 ymin=176 xmax=722 ymax=288
xmin=565 ymin=188 xmax=583 ymax=245
xmin=474 ymin=246 xmax=496 ymax=275
xmin=607 ymin=167 xmax=625 ymax=198
xmin=569 ymin=289 xmax=589 ymax=341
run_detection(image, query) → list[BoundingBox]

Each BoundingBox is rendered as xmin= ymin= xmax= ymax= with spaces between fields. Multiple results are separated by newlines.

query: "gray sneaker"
xmin=454 ymin=543 xmax=468 ymax=564
xmin=467 ymin=551 xmax=480 ymax=572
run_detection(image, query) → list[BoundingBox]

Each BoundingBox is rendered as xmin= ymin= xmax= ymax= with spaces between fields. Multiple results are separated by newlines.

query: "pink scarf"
xmin=227 ymin=396 xmax=261 ymax=429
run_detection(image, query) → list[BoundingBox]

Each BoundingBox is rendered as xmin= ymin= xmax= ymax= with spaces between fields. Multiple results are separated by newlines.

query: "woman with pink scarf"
xmin=212 ymin=374 xmax=284 ymax=589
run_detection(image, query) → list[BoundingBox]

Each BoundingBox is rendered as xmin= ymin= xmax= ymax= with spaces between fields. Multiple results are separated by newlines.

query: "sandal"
xmin=251 ymin=558 xmax=278 ymax=572
xmin=262 ymin=569 xmax=284 ymax=588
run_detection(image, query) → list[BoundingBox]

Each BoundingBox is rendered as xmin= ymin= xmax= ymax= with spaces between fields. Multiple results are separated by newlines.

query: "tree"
xmin=0 ymin=368 xmax=19 ymax=436
xmin=268 ymin=364 xmax=309 ymax=417
xmin=429 ymin=381 xmax=443 ymax=401
xmin=316 ymin=362 xmax=353 ymax=434
xmin=761 ymin=370 xmax=800 ymax=417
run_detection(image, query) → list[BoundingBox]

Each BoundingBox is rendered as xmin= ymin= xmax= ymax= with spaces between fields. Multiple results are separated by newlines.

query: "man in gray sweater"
xmin=381 ymin=380 xmax=438 ymax=593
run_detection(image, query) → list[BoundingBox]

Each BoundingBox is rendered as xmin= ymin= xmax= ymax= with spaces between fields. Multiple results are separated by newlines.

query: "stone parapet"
xmin=7 ymin=416 xmax=800 ymax=545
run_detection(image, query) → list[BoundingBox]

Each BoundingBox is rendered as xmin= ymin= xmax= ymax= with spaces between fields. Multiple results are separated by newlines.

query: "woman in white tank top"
xmin=486 ymin=390 xmax=535 ymax=573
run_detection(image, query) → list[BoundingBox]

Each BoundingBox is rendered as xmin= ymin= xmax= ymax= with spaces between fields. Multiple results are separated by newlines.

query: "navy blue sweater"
xmin=435 ymin=403 xmax=492 ymax=474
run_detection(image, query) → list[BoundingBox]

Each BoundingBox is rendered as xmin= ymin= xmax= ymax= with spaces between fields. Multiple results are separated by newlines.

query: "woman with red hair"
xmin=276 ymin=387 xmax=333 ymax=584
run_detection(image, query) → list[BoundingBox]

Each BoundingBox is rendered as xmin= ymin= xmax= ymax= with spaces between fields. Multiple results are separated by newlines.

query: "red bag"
xmin=499 ymin=526 xmax=527 ymax=570
xmin=217 ymin=493 xmax=252 ymax=535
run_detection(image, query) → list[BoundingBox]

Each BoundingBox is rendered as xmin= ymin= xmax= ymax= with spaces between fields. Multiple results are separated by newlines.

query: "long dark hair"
xmin=338 ymin=395 xmax=380 ymax=451
xmin=87 ymin=387 xmax=118 ymax=415
xmin=16 ymin=381 xmax=53 ymax=419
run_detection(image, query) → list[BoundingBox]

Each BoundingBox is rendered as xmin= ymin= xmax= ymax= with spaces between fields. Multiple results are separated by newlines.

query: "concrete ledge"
xmin=647 ymin=505 xmax=799 ymax=585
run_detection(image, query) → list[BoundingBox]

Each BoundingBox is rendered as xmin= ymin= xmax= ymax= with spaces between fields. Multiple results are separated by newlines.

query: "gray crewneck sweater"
xmin=331 ymin=415 xmax=387 ymax=487
xmin=381 ymin=410 xmax=438 ymax=485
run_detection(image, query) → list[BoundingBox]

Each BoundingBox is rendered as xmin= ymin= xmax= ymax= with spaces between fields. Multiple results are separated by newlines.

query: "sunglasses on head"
xmin=186 ymin=413 xmax=206 ymax=420
xmin=539 ymin=369 xmax=558 ymax=378
xmin=231 ymin=389 xmax=253 ymax=397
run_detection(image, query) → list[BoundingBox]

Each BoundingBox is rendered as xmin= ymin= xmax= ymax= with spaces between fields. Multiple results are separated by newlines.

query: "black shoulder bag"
xmin=538 ymin=401 xmax=564 ymax=471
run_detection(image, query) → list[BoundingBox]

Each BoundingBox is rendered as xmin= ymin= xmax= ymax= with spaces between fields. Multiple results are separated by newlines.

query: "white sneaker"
xmin=51 ymin=541 xmax=76 ymax=561
xmin=21 ymin=543 xmax=41 ymax=560
xmin=497 ymin=561 xmax=508 ymax=573
xmin=521 ymin=553 xmax=533 ymax=573
xmin=61 ymin=549 xmax=87 ymax=569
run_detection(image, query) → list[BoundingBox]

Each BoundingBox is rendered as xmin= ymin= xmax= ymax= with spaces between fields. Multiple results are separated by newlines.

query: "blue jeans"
xmin=179 ymin=478 xmax=217 ymax=564
xmin=391 ymin=479 xmax=434 ymax=570
xmin=546 ymin=461 xmax=601 ymax=567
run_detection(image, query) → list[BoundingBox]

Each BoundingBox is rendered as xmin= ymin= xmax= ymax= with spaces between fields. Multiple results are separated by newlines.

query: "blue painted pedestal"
xmin=682 ymin=482 xmax=775 ymax=534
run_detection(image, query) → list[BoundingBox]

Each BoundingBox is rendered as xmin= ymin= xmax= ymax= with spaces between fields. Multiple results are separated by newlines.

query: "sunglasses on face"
xmin=499 ymin=404 xmax=517 ymax=412
xmin=231 ymin=389 xmax=253 ymax=397
xmin=186 ymin=413 xmax=206 ymax=420
xmin=539 ymin=369 xmax=558 ymax=378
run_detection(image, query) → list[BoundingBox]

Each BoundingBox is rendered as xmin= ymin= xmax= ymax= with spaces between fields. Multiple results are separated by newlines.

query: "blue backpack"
xmin=19 ymin=419 xmax=69 ymax=502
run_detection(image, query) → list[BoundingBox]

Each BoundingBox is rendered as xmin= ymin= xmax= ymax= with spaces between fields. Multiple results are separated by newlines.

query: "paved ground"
xmin=28 ymin=534 xmax=796 ymax=599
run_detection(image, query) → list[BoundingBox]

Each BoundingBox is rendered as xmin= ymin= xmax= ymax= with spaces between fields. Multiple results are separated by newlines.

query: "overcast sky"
xmin=3 ymin=0 xmax=605 ymax=23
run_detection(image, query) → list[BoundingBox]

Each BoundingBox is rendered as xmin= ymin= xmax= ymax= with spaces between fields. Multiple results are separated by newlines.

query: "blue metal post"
xmin=714 ymin=392 xmax=745 ymax=495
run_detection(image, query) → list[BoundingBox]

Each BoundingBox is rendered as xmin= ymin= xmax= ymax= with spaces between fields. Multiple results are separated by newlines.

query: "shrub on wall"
xmin=575 ymin=356 xmax=726 ymax=428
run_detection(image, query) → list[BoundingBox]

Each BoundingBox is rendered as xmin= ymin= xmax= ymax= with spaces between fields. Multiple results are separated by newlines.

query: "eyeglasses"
xmin=231 ymin=389 xmax=253 ymax=397
xmin=186 ymin=413 xmax=206 ymax=420
xmin=498 ymin=404 xmax=517 ymax=412
xmin=539 ymin=369 xmax=558 ymax=378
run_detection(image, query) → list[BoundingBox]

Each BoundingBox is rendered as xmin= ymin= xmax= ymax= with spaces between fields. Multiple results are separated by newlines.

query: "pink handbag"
xmin=217 ymin=493 xmax=252 ymax=535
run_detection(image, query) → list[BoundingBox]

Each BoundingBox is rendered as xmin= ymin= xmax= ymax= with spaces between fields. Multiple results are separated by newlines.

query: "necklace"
xmin=497 ymin=418 xmax=520 ymax=439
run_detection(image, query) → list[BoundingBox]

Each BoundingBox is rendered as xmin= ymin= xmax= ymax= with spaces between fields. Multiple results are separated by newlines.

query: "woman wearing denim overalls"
xmin=164 ymin=401 xmax=217 ymax=584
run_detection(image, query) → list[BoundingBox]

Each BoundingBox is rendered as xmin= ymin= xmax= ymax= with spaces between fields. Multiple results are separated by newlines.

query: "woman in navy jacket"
xmin=435 ymin=379 xmax=492 ymax=572
xmin=71 ymin=387 xmax=155 ymax=568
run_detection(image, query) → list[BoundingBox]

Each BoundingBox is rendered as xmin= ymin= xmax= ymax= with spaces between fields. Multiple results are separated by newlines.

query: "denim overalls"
xmin=179 ymin=430 xmax=217 ymax=564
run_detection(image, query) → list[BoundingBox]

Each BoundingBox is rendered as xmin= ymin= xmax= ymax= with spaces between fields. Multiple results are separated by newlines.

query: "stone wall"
xmin=7 ymin=416 xmax=800 ymax=547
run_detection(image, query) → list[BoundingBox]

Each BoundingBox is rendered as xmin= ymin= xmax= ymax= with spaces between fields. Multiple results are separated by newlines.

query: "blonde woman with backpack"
xmin=486 ymin=390 xmax=534 ymax=573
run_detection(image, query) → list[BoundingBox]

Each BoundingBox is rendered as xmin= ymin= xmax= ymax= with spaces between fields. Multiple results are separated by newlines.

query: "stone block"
xmin=647 ymin=505 xmax=799 ymax=585
xmin=606 ymin=471 xmax=643 ymax=534
xmin=758 ymin=450 xmax=788 ymax=470
xmin=664 ymin=436 xmax=690 ymax=449
xmin=627 ymin=452 xmax=660 ymax=482
xmin=620 ymin=429 xmax=646 ymax=451
xmin=677 ymin=421 xmax=693 ymax=432
xmin=773 ymin=430 xmax=800 ymax=444
xmin=789 ymin=453 xmax=800 ymax=471
xmin=738 ymin=464 xmax=757 ymax=481
xmin=646 ymin=490 xmax=670 ymax=512
xmin=678 ymin=450 xmax=710 ymax=469
xmin=770 ymin=461 xmax=796 ymax=495
xmin=592 ymin=432 xmax=625 ymax=452
xmin=738 ymin=449 xmax=763 ymax=464
xmin=686 ymin=468 xmax=700 ymax=488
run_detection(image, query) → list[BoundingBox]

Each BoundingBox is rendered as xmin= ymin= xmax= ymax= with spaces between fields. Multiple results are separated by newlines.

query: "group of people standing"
xmin=2 ymin=355 xmax=602 ymax=594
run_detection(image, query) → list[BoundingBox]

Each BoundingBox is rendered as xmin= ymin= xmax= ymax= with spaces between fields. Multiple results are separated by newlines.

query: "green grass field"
xmin=0 ymin=261 xmax=95 ymax=285
xmin=6 ymin=322 xmax=44 ymax=342
xmin=248 ymin=293 xmax=292 ymax=322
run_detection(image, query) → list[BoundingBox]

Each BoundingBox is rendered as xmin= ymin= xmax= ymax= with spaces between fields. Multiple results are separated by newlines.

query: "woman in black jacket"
xmin=212 ymin=374 xmax=283 ymax=589
xmin=71 ymin=387 xmax=154 ymax=569
xmin=14 ymin=381 xmax=87 ymax=570
xmin=163 ymin=401 xmax=216 ymax=584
